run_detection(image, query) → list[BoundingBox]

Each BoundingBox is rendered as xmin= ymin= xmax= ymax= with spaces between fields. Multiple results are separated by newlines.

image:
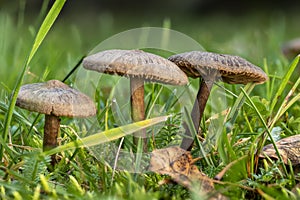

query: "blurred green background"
xmin=0 ymin=0 xmax=299 ymax=89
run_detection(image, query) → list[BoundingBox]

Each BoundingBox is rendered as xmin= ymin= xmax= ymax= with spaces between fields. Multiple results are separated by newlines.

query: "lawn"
xmin=0 ymin=0 xmax=300 ymax=199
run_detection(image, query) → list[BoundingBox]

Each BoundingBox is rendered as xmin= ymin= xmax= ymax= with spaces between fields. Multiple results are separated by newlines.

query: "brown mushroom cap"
xmin=168 ymin=51 xmax=268 ymax=84
xmin=281 ymin=38 xmax=300 ymax=58
xmin=16 ymin=80 xmax=96 ymax=118
xmin=82 ymin=49 xmax=188 ymax=85
xmin=260 ymin=135 xmax=300 ymax=165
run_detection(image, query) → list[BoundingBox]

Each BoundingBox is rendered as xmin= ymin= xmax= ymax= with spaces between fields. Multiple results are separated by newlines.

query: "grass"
xmin=0 ymin=1 xmax=300 ymax=199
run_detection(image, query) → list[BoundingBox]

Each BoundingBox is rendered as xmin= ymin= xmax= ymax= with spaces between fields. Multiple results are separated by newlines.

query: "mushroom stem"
xmin=181 ymin=78 xmax=214 ymax=150
xmin=130 ymin=77 xmax=147 ymax=152
xmin=43 ymin=114 xmax=60 ymax=151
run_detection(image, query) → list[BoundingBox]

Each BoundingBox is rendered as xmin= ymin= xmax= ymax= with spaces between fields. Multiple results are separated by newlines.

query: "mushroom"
xmin=281 ymin=38 xmax=300 ymax=59
xmin=83 ymin=49 xmax=188 ymax=152
xmin=168 ymin=51 xmax=268 ymax=150
xmin=16 ymin=80 xmax=97 ymax=155
xmin=259 ymin=135 xmax=300 ymax=166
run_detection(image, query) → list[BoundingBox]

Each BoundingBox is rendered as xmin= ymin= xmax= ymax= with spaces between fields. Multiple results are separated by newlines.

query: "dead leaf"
xmin=149 ymin=146 xmax=226 ymax=199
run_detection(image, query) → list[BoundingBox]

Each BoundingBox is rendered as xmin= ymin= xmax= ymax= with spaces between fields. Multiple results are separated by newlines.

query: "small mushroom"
xmin=281 ymin=38 xmax=300 ymax=59
xmin=16 ymin=80 xmax=97 ymax=155
xmin=83 ymin=49 xmax=188 ymax=152
xmin=168 ymin=51 xmax=268 ymax=150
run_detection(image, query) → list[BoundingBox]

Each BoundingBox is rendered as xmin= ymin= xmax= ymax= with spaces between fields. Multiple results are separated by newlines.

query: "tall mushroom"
xmin=168 ymin=51 xmax=268 ymax=150
xmin=83 ymin=49 xmax=188 ymax=152
xmin=16 ymin=80 xmax=97 ymax=159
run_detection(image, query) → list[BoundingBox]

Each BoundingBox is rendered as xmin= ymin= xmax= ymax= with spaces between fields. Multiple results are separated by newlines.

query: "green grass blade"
xmin=62 ymin=55 xmax=85 ymax=83
xmin=227 ymin=83 xmax=255 ymax=125
xmin=34 ymin=0 xmax=51 ymax=28
xmin=278 ymin=76 xmax=300 ymax=119
xmin=268 ymin=71 xmax=300 ymax=130
xmin=44 ymin=115 xmax=170 ymax=156
xmin=183 ymin=107 xmax=212 ymax=165
xmin=0 ymin=0 xmax=66 ymax=158
xmin=280 ymin=93 xmax=300 ymax=116
xmin=1 ymin=0 xmax=66 ymax=158
xmin=0 ymin=102 xmax=38 ymax=133
xmin=214 ymin=82 xmax=251 ymax=108
xmin=27 ymin=0 xmax=66 ymax=64
xmin=241 ymin=88 xmax=288 ymax=177
xmin=146 ymin=85 xmax=163 ymax=119
xmin=161 ymin=18 xmax=171 ymax=49
xmin=111 ymin=98 xmax=128 ymax=126
xmin=269 ymin=55 xmax=299 ymax=114
xmin=218 ymin=83 xmax=255 ymax=163
xmin=262 ymin=58 xmax=271 ymax=100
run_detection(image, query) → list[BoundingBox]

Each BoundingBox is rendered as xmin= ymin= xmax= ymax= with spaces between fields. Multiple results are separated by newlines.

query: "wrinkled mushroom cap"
xmin=259 ymin=135 xmax=300 ymax=165
xmin=83 ymin=49 xmax=188 ymax=85
xmin=281 ymin=38 xmax=300 ymax=59
xmin=168 ymin=51 xmax=268 ymax=84
xmin=16 ymin=80 xmax=97 ymax=118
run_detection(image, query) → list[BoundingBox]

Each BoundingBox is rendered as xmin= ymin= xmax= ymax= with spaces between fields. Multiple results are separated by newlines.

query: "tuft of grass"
xmin=1 ymin=0 xmax=66 ymax=160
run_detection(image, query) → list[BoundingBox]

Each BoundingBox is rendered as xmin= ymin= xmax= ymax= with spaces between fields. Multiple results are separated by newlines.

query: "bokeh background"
xmin=0 ymin=0 xmax=299 ymax=88
xmin=2 ymin=0 xmax=300 ymax=16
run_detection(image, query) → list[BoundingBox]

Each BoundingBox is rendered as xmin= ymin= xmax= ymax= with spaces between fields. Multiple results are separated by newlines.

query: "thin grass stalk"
xmin=104 ymin=78 xmax=120 ymax=131
xmin=219 ymin=83 xmax=255 ymax=163
xmin=16 ymin=0 xmax=25 ymax=29
xmin=256 ymin=188 xmax=275 ymax=200
xmin=287 ymin=159 xmax=296 ymax=187
xmin=111 ymin=98 xmax=128 ymax=126
xmin=253 ymin=58 xmax=300 ymax=175
xmin=214 ymin=82 xmax=251 ymax=108
xmin=111 ymin=99 xmax=127 ymax=183
xmin=243 ymin=110 xmax=253 ymax=133
xmin=62 ymin=55 xmax=85 ymax=83
xmin=183 ymin=107 xmax=212 ymax=166
xmin=146 ymin=85 xmax=164 ymax=119
xmin=168 ymin=83 xmax=193 ymax=109
xmin=268 ymin=76 xmax=300 ymax=131
xmin=269 ymin=55 xmax=299 ymax=115
xmin=1 ymin=0 xmax=66 ymax=159
xmin=262 ymin=58 xmax=271 ymax=100
xmin=163 ymin=87 xmax=178 ymax=111
xmin=0 ymin=102 xmax=38 ymax=132
xmin=241 ymin=88 xmax=288 ymax=177
xmin=34 ymin=0 xmax=51 ymax=28
xmin=280 ymin=93 xmax=300 ymax=116
xmin=134 ymin=139 xmax=143 ymax=176
xmin=228 ymin=83 xmax=255 ymax=125
xmin=161 ymin=18 xmax=171 ymax=49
